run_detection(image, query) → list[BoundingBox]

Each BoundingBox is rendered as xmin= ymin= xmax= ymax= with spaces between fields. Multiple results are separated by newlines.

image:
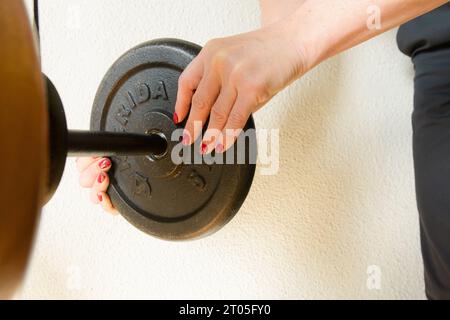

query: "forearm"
xmin=259 ymin=0 xmax=306 ymax=26
xmin=285 ymin=0 xmax=449 ymax=71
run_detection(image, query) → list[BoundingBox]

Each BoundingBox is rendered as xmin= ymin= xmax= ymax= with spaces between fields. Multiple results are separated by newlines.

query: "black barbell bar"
xmin=67 ymin=130 xmax=168 ymax=157
xmin=45 ymin=75 xmax=169 ymax=202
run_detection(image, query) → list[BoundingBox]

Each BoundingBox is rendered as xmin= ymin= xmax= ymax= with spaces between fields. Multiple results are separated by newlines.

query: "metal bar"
xmin=67 ymin=130 xmax=168 ymax=157
xmin=33 ymin=0 xmax=40 ymax=40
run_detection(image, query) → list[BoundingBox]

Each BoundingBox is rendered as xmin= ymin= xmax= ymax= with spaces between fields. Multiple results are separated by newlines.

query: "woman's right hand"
xmin=76 ymin=157 xmax=117 ymax=215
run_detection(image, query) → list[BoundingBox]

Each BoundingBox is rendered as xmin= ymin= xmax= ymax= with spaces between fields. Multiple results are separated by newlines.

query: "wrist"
xmin=276 ymin=11 xmax=322 ymax=77
xmin=285 ymin=0 xmax=448 ymax=73
xmin=286 ymin=4 xmax=337 ymax=74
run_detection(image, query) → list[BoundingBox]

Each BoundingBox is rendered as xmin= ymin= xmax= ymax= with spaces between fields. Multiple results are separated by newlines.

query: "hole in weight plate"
xmin=146 ymin=129 xmax=168 ymax=160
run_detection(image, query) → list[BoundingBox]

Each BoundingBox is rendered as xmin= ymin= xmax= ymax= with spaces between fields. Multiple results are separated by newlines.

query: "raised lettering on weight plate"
xmin=114 ymin=80 xmax=169 ymax=128
xmin=188 ymin=170 xmax=206 ymax=191
xmin=153 ymin=81 xmax=168 ymax=100
xmin=136 ymin=83 xmax=151 ymax=104
xmin=114 ymin=156 xmax=131 ymax=172
xmin=115 ymin=104 xmax=131 ymax=126
xmin=132 ymin=172 xmax=152 ymax=198
xmin=126 ymin=91 xmax=137 ymax=109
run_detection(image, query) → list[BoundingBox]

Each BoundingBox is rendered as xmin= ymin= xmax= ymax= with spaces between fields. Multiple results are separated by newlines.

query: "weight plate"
xmin=0 ymin=0 xmax=48 ymax=298
xmin=91 ymin=39 xmax=256 ymax=240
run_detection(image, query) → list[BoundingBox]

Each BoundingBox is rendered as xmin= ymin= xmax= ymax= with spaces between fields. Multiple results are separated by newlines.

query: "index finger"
xmin=173 ymin=58 xmax=204 ymax=124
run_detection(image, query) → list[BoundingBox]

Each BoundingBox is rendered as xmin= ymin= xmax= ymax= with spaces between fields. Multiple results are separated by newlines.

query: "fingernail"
xmin=173 ymin=112 xmax=179 ymax=124
xmin=182 ymin=133 xmax=190 ymax=146
xmin=201 ymin=143 xmax=208 ymax=155
xmin=97 ymin=173 xmax=105 ymax=184
xmin=99 ymin=158 xmax=111 ymax=169
xmin=215 ymin=143 xmax=224 ymax=153
xmin=97 ymin=193 xmax=103 ymax=202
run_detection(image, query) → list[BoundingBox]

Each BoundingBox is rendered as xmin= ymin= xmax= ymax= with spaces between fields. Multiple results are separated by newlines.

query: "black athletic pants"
xmin=397 ymin=3 xmax=450 ymax=300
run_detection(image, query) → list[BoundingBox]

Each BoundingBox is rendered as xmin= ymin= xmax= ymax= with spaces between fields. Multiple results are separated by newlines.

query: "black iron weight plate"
xmin=91 ymin=39 xmax=256 ymax=240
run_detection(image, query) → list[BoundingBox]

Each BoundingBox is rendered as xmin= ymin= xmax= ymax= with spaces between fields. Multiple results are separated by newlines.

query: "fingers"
xmin=174 ymin=58 xmax=204 ymax=124
xmin=201 ymin=86 xmax=237 ymax=154
xmin=174 ymin=39 xmax=263 ymax=152
xmin=77 ymin=157 xmax=118 ymax=215
xmin=183 ymin=72 xmax=221 ymax=145
xmin=90 ymin=172 xmax=118 ymax=215
xmin=98 ymin=192 xmax=118 ymax=215
xmin=76 ymin=156 xmax=99 ymax=173
xmin=216 ymin=94 xmax=253 ymax=152
xmin=78 ymin=157 xmax=111 ymax=188
xmin=90 ymin=172 xmax=109 ymax=204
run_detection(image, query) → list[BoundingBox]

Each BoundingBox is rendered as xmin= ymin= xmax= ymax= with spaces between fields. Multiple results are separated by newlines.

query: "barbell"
xmin=0 ymin=1 xmax=256 ymax=298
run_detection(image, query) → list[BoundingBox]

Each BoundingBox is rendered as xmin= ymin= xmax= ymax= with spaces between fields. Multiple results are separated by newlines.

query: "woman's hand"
xmin=75 ymin=21 xmax=308 ymax=215
xmin=76 ymin=0 xmax=449 ymax=214
xmin=175 ymin=0 xmax=449 ymax=154
xmin=174 ymin=19 xmax=309 ymax=153
xmin=76 ymin=157 xmax=117 ymax=214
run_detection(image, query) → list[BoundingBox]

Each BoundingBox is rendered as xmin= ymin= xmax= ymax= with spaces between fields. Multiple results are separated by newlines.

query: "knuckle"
xmin=212 ymin=50 xmax=234 ymax=70
xmin=205 ymin=38 xmax=221 ymax=49
xmin=242 ymin=79 xmax=270 ymax=104
xmin=211 ymin=51 xmax=226 ymax=68
xmin=192 ymin=94 xmax=209 ymax=111
xmin=252 ymin=83 xmax=270 ymax=103
xmin=230 ymin=67 xmax=244 ymax=84
xmin=228 ymin=111 xmax=247 ymax=127
xmin=178 ymin=73 xmax=191 ymax=88
xmin=79 ymin=178 xmax=89 ymax=188
xmin=229 ymin=67 xmax=270 ymax=103
xmin=210 ymin=107 xmax=227 ymax=125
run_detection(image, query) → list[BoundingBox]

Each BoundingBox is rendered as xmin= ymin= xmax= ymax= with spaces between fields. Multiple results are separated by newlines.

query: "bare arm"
xmin=175 ymin=0 xmax=449 ymax=152
xmin=259 ymin=0 xmax=307 ymax=26
xmin=288 ymin=0 xmax=449 ymax=70
xmin=80 ymin=0 xmax=450 ymax=214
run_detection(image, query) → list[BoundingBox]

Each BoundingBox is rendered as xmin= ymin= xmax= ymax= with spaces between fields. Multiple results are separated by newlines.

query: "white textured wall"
xmin=20 ymin=0 xmax=423 ymax=299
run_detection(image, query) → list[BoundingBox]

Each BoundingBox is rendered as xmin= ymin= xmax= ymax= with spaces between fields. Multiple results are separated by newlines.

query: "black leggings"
xmin=397 ymin=3 xmax=450 ymax=300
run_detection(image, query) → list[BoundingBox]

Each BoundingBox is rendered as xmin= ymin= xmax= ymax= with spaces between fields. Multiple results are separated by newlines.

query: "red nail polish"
xmin=215 ymin=143 xmax=224 ymax=153
xmin=182 ymin=133 xmax=190 ymax=146
xmin=97 ymin=173 xmax=105 ymax=184
xmin=173 ymin=112 xmax=179 ymax=124
xmin=201 ymin=143 xmax=207 ymax=154
xmin=99 ymin=158 xmax=111 ymax=169
xmin=97 ymin=193 xmax=103 ymax=202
